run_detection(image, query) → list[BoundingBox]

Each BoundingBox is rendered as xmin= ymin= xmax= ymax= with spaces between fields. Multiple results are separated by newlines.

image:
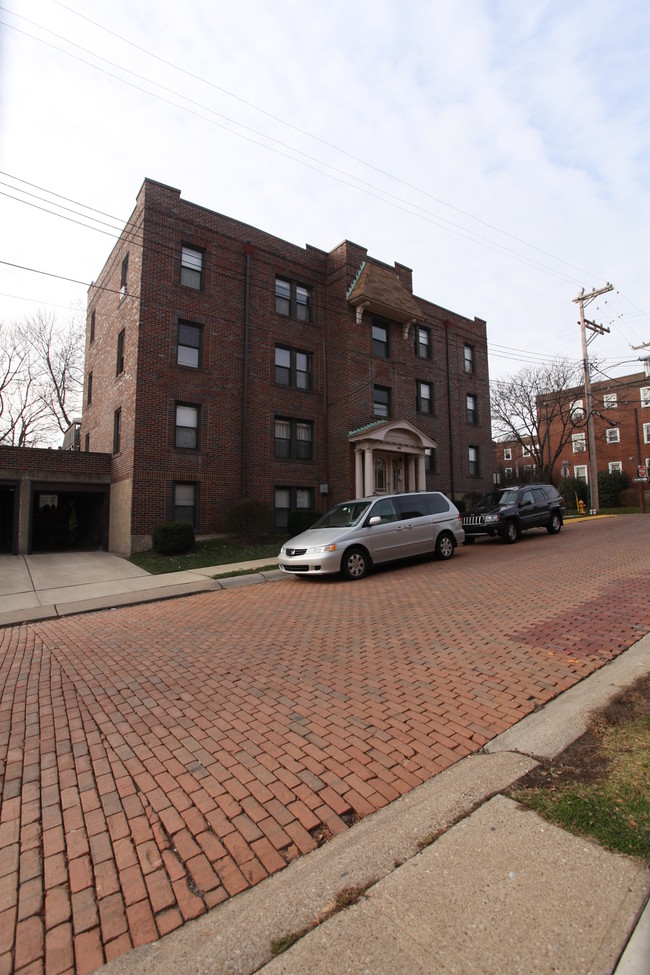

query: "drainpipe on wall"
xmin=242 ymin=243 xmax=254 ymax=499
xmin=445 ymin=320 xmax=456 ymax=499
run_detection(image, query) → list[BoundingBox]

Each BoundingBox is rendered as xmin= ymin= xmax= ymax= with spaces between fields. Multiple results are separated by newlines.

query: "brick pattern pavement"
xmin=1 ymin=517 xmax=649 ymax=974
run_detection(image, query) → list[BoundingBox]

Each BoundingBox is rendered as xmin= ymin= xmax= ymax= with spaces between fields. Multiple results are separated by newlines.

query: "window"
xmin=466 ymin=394 xmax=477 ymax=424
xmin=464 ymin=344 xmax=474 ymax=374
xmin=275 ymin=277 xmax=312 ymax=322
xmin=275 ymin=277 xmax=291 ymax=316
xmin=574 ymin=465 xmax=588 ymax=482
xmin=90 ymin=310 xmax=95 ymax=344
xmin=417 ymin=381 xmax=432 ymax=414
xmin=274 ymin=346 xmax=313 ymax=390
xmin=521 ymin=444 xmax=531 ymax=457
xmin=608 ymin=461 xmax=622 ymax=474
xmin=373 ymin=385 xmax=390 ymax=418
xmin=87 ymin=372 xmax=92 ymax=406
xmin=571 ymin=399 xmax=585 ymax=421
xmin=372 ymin=322 xmax=389 ymax=358
xmin=572 ymin=433 xmax=586 ymax=453
xmin=274 ymin=487 xmax=314 ymax=532
xmin=181 ymin=246 xmax=203 ymax=289
xmin=174 ymin=483 xmax=197 ymax=526
xmin=113 ymin=408 xmax=121 ymax=454
xmin=504 ymin=467 xmax=513 ymax=479
xmin=177 ymin=321 xmax=202 ymax=368
xmin=468 ymin=445 xmax=479 ymax=476
xmin=603 ymin=393 xmax=617 ymax=409
xmin=374 ymin=457 xmax=387 ymax=493
xmin=116 ymin=329 xmax=125 ymax=376
xmin=414 ymin=326 xmax=431 ymax=358
xmin=641 ymin=387 xmax=650 ymax=408
xmin=296 ymin=286 xmax=311 ymax=323
xmin=425 ymin=447 xmax=437 ymax=473
xmin=605 ymin=427 xmax=620 ymax=444
xmin=504 ymin=448 xmax=512 ymax=461
xmin=84 ymin=433 xmax=90 ymax=452
xmin=175 ymin=404 xmax=199 ymax=449
xmin=274 ymin=419 xmax=313 ymax=460
xmin=644 ymin=423 xmax=650 ymax=444
xmin=120 ymin=255 xmax=128 ymax=296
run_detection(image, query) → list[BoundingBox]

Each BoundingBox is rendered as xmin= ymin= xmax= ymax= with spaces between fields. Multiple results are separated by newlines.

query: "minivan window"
xmin=312 ymin=501 xmax=372 ymax=528
xmin=395 ymin=495 xmax=429 ymax=519
xmin=368 ymin=498 xmax=398 ymax=523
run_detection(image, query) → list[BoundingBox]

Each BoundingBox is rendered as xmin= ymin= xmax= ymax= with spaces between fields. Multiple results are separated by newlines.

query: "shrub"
xmin=559 ymin=477 xmax=589 ymax=511
xmin=152 ymin=522 xmax=195 ymax=554
xmin=225 ymin=499 xmax=273 ymax=541
xmin=597 ymin=469 xmax=629 ymax=508
xmin=287 ymin=509 xmax=318 ymax=535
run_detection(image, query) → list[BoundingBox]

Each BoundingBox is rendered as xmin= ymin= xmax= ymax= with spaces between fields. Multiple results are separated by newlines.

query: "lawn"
xmin=128 ymin=535 xmax=287 ymax=575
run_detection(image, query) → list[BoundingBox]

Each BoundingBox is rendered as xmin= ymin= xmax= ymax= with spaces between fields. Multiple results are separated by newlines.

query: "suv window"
xmin=532 ymin=488 xmax=547 ymax=502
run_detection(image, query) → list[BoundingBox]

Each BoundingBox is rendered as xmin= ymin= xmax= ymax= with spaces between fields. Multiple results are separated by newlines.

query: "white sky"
xmin=1 ymin=0 xmax=649 ymax=384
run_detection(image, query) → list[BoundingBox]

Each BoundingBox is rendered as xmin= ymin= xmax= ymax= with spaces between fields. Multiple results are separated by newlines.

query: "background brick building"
xmin=82 ymin=179 xmax=492 ymax=554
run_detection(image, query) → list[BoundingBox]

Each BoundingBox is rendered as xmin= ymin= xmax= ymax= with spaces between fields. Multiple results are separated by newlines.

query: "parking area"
xmin=1 ymin=516 xmax=649 ymax=974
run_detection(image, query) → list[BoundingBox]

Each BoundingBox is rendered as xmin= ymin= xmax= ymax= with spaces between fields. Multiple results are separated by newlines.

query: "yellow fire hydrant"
xmin=577 ymin=499 xmax=586 ymax=515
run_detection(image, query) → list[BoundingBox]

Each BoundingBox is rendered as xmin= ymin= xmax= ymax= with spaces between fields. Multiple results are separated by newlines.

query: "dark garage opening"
xmin=32 ymin=487 xmax=109 ymax=552
xmin=0 ymin=485 xmax=15 ymax=553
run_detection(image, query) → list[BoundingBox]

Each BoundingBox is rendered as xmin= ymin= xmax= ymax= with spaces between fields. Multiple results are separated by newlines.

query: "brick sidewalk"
xmin=1 ymin=517 xmax=649 ymax=974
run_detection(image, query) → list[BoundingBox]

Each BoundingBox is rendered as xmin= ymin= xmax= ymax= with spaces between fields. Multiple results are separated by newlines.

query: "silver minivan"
xmin=278 ymin=491 xmax=464 ymax=580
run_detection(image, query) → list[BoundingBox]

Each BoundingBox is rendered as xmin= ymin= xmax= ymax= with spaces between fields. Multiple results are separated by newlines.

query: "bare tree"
xmin=490 ymin=358 xmax=585 ymax=481
xmin=0 ymin=310 xmax=84 ymax=447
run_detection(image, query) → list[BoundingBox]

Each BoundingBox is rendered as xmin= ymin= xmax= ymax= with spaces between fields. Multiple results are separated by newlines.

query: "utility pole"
xmin=573 ymin=284 xmax=613 ymax=513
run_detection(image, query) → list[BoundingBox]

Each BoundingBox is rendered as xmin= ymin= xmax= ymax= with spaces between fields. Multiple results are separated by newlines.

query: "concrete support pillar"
xmin=408 ymin=456 xmax=416 ymax=492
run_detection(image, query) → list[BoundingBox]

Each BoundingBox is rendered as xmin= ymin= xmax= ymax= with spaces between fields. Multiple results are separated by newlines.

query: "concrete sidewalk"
xmin=98 ymin=636 xmax=650 ymax=975
xmin=0 ymin=551 xmax=283 ymax=627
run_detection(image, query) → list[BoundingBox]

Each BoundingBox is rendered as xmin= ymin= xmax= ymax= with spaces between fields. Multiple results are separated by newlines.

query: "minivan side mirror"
xmin=368 ymin=516 xmax=382 ymax=526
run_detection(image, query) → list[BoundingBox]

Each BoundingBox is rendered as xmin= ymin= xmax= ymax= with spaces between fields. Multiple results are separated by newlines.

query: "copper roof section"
xmin=347 ymin=261 xmax=423 ymax=325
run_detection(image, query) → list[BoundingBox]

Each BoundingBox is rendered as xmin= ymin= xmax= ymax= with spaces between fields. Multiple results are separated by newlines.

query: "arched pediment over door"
xmin=348 ymin=419 xmax=438 ymax=497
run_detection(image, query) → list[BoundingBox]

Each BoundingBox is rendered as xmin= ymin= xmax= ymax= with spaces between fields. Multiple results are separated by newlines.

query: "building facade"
xmin=81 ymin=179 xmax=492 ymax=554
xmin=544 ymin=370 xmax=650 ymax=487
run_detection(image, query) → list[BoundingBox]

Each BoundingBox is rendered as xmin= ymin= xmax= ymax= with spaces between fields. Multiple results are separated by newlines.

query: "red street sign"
xmin=639 ymin=465 xmax=647 ymax=478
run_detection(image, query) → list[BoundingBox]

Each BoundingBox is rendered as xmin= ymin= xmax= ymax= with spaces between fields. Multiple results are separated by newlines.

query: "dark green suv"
xmin=461 ymin=484 xmax=566 ymax=544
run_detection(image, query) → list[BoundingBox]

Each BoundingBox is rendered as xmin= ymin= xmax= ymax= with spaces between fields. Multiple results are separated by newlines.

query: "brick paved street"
xmin=1 ymin=516 xmax=649 ymax=974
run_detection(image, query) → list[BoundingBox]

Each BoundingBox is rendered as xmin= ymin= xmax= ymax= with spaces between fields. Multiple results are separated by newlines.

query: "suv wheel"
xmin=547 ymin=512 xmax=562 ymax=535
xmin=502 ymin=520 xmax=518 ymax=544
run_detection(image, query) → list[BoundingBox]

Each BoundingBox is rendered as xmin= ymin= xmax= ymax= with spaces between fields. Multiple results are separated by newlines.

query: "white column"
xmin=418 ymin=454 xmax=426 ymax=489
xmin=364 ymin=448 xmax=374 ymax=496
xmin=408 ymin=456 xmax=416 ymax=491
xmin=355 ymin=449 xmax=364 ymax=497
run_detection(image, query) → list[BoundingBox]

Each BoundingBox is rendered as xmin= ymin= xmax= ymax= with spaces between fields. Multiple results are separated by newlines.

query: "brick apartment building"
xmin=492 ymin=369 xmax=650 ymax=491
xmin=549 ymin=370 xmax=650 ymax=485
xmin=80 ymin=178 xmax=492 ymax=555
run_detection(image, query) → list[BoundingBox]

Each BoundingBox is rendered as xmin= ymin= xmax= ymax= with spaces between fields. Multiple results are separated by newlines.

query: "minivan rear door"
xmin=393 ymin=495 xmax=435 ymax=557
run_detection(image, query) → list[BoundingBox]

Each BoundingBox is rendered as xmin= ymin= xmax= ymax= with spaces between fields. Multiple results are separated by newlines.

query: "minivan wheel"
xmin=503 ymin=520 xmax=518 ymax=544
xmin=547 ymin=512 xmax=562 ymax=534
xmin=435 ymin=531 xmax=455 ymax=560
xmin=341 ymin=546 xmax=370 ymax=580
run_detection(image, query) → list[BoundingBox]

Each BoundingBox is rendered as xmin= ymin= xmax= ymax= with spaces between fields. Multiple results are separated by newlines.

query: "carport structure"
xmin=0 ymin=446 xmax=111 ymax=554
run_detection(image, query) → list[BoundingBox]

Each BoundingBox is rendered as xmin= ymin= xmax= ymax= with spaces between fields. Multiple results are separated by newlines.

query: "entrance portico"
xmin=349 ymin=419 xmax=437 ymax=497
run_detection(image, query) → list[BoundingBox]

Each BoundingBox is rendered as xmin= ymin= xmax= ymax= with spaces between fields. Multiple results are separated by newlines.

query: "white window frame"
xmin=571 ymin=399 xmax=585 ymax=421
xmin=521 ymin=444 xmax=531 ymax=457
xmin=603 ymin=393 xmax=617 ymax=409
xmin=605 ymin=427 xmax=620 ymax=444
xmin=640 ymin=387 xmax=650 ymax=408
xmin=574 ymin=465 xmax=588 ymax=482
xmin=572 ymin=433 xmax=587 ymax=453
xmin=643 ymin=423 xmax=650 ymax=444
xmin=608 ymin=461 xmax=622 ymax=474
xmin=503 ymin=448 xmax=512 ymax=461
